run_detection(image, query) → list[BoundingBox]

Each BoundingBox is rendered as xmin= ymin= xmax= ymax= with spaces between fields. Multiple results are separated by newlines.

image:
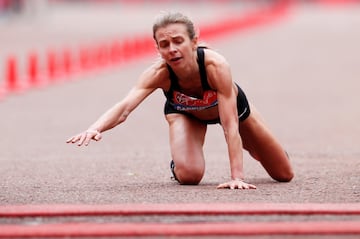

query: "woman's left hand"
xmin=217 ymin=179 xmax=256 ymax=190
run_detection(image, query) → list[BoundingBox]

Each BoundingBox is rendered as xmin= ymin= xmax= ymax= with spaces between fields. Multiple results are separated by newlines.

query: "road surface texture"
xmin=0 ymin=0 xmax=359 ymax=238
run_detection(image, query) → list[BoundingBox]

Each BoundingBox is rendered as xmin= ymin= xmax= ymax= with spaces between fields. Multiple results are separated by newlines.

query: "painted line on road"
xmin=1 ymin=203 xmax=360 ymax=217
xmin=0 ymin=221 xmax=359 ymax=237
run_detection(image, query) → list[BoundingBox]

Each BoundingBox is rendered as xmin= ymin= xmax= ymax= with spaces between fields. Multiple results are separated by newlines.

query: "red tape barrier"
xmin=1 ymin=203 xmax=360 ymax=217
xmin=0 ymin=203 xmax=359 ymax=237
xmin=0 ymin=221 xmax=359 ymax=237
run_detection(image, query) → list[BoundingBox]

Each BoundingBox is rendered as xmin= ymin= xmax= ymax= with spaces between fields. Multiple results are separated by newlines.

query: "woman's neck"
xmin=172 ymin=52 xmax=199 ymax=83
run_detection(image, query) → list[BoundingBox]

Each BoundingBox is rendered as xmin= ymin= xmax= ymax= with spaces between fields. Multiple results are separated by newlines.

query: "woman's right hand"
xmin=66 ymin=129 xmax=102 ymax=146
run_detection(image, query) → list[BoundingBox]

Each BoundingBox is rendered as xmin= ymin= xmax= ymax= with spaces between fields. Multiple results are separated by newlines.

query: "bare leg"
xmin=166 ymin=114 xmax=207 ymax=185
xmin=239 ymin=106 xmax=294 ymax=182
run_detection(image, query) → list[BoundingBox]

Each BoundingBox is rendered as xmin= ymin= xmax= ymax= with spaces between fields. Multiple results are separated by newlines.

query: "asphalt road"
xmin=0 ymin=1 xmax=359 ymax=238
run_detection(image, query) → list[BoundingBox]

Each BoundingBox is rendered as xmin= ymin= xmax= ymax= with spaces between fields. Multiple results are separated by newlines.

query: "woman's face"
xmin=155 ymin=23 xmax=197 ymax=68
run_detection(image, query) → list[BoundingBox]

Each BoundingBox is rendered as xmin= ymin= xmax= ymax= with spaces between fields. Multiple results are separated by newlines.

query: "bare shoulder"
xmin=203 ymin=48 xmax=230 ymax=69
xmin=138 ymin=59 xmax=170 ymax=90
xmin=203 ymin=48 xmax=232 ymax=90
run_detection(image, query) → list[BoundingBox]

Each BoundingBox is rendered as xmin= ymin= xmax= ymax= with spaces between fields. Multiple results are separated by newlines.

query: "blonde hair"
xmin=152 ymin=12 xmax=197 ymax=42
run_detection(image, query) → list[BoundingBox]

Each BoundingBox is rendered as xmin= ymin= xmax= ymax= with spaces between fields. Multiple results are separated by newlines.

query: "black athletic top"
xmin=163 ymin=47 xmax=218 ymax=111
xmin=163 ymin=47 xmax=251 ymax=123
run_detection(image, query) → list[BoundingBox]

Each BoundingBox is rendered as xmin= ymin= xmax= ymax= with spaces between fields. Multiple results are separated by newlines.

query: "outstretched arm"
xmin=67 ymin=62 xmax=167 ymax=146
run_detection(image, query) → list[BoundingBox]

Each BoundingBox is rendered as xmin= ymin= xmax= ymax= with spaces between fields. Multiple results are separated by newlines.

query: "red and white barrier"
xmin=1 ymin=1 xmax=293 ymax=101
xmin=0 ymin=35 xmax=157 ymax=100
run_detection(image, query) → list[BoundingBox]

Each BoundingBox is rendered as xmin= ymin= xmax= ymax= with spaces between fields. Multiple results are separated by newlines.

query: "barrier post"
xmin=63 ymin=48 xmax=72 ymax=76
xmin=110 ymin=40 xmax=122 ymax=64
xmin=47 ymin=50 xmax=57 ymax=80
xmin=95 ymin=44 xmax=107 ymax=68
xmin=80 ymin=47 xmax=92 ymax=71
xmin=28 ymin=52 xmax=38 ymax=86
xmin=122 ymin=39 xmax=132 ymax=61
xmin=6 ymin=56 xmax=18 ymax=92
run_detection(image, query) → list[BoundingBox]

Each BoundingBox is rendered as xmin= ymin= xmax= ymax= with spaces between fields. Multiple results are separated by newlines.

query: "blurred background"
xmin=1 ymin=0 xmax=264 ymax=95
xmin=1 ymin=0 xmax=359 ymax=97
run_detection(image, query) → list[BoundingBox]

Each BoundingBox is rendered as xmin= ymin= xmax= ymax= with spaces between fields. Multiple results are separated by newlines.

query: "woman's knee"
xmin=173 ymin=162 xmax=204 ymax=185
xmin=271 ymin=152 xmax=294 ymax=182
xmin=272 ymin=170 xmax=294 ymax=182
xmin=257 ymin=151 xmax=294 ymax=183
